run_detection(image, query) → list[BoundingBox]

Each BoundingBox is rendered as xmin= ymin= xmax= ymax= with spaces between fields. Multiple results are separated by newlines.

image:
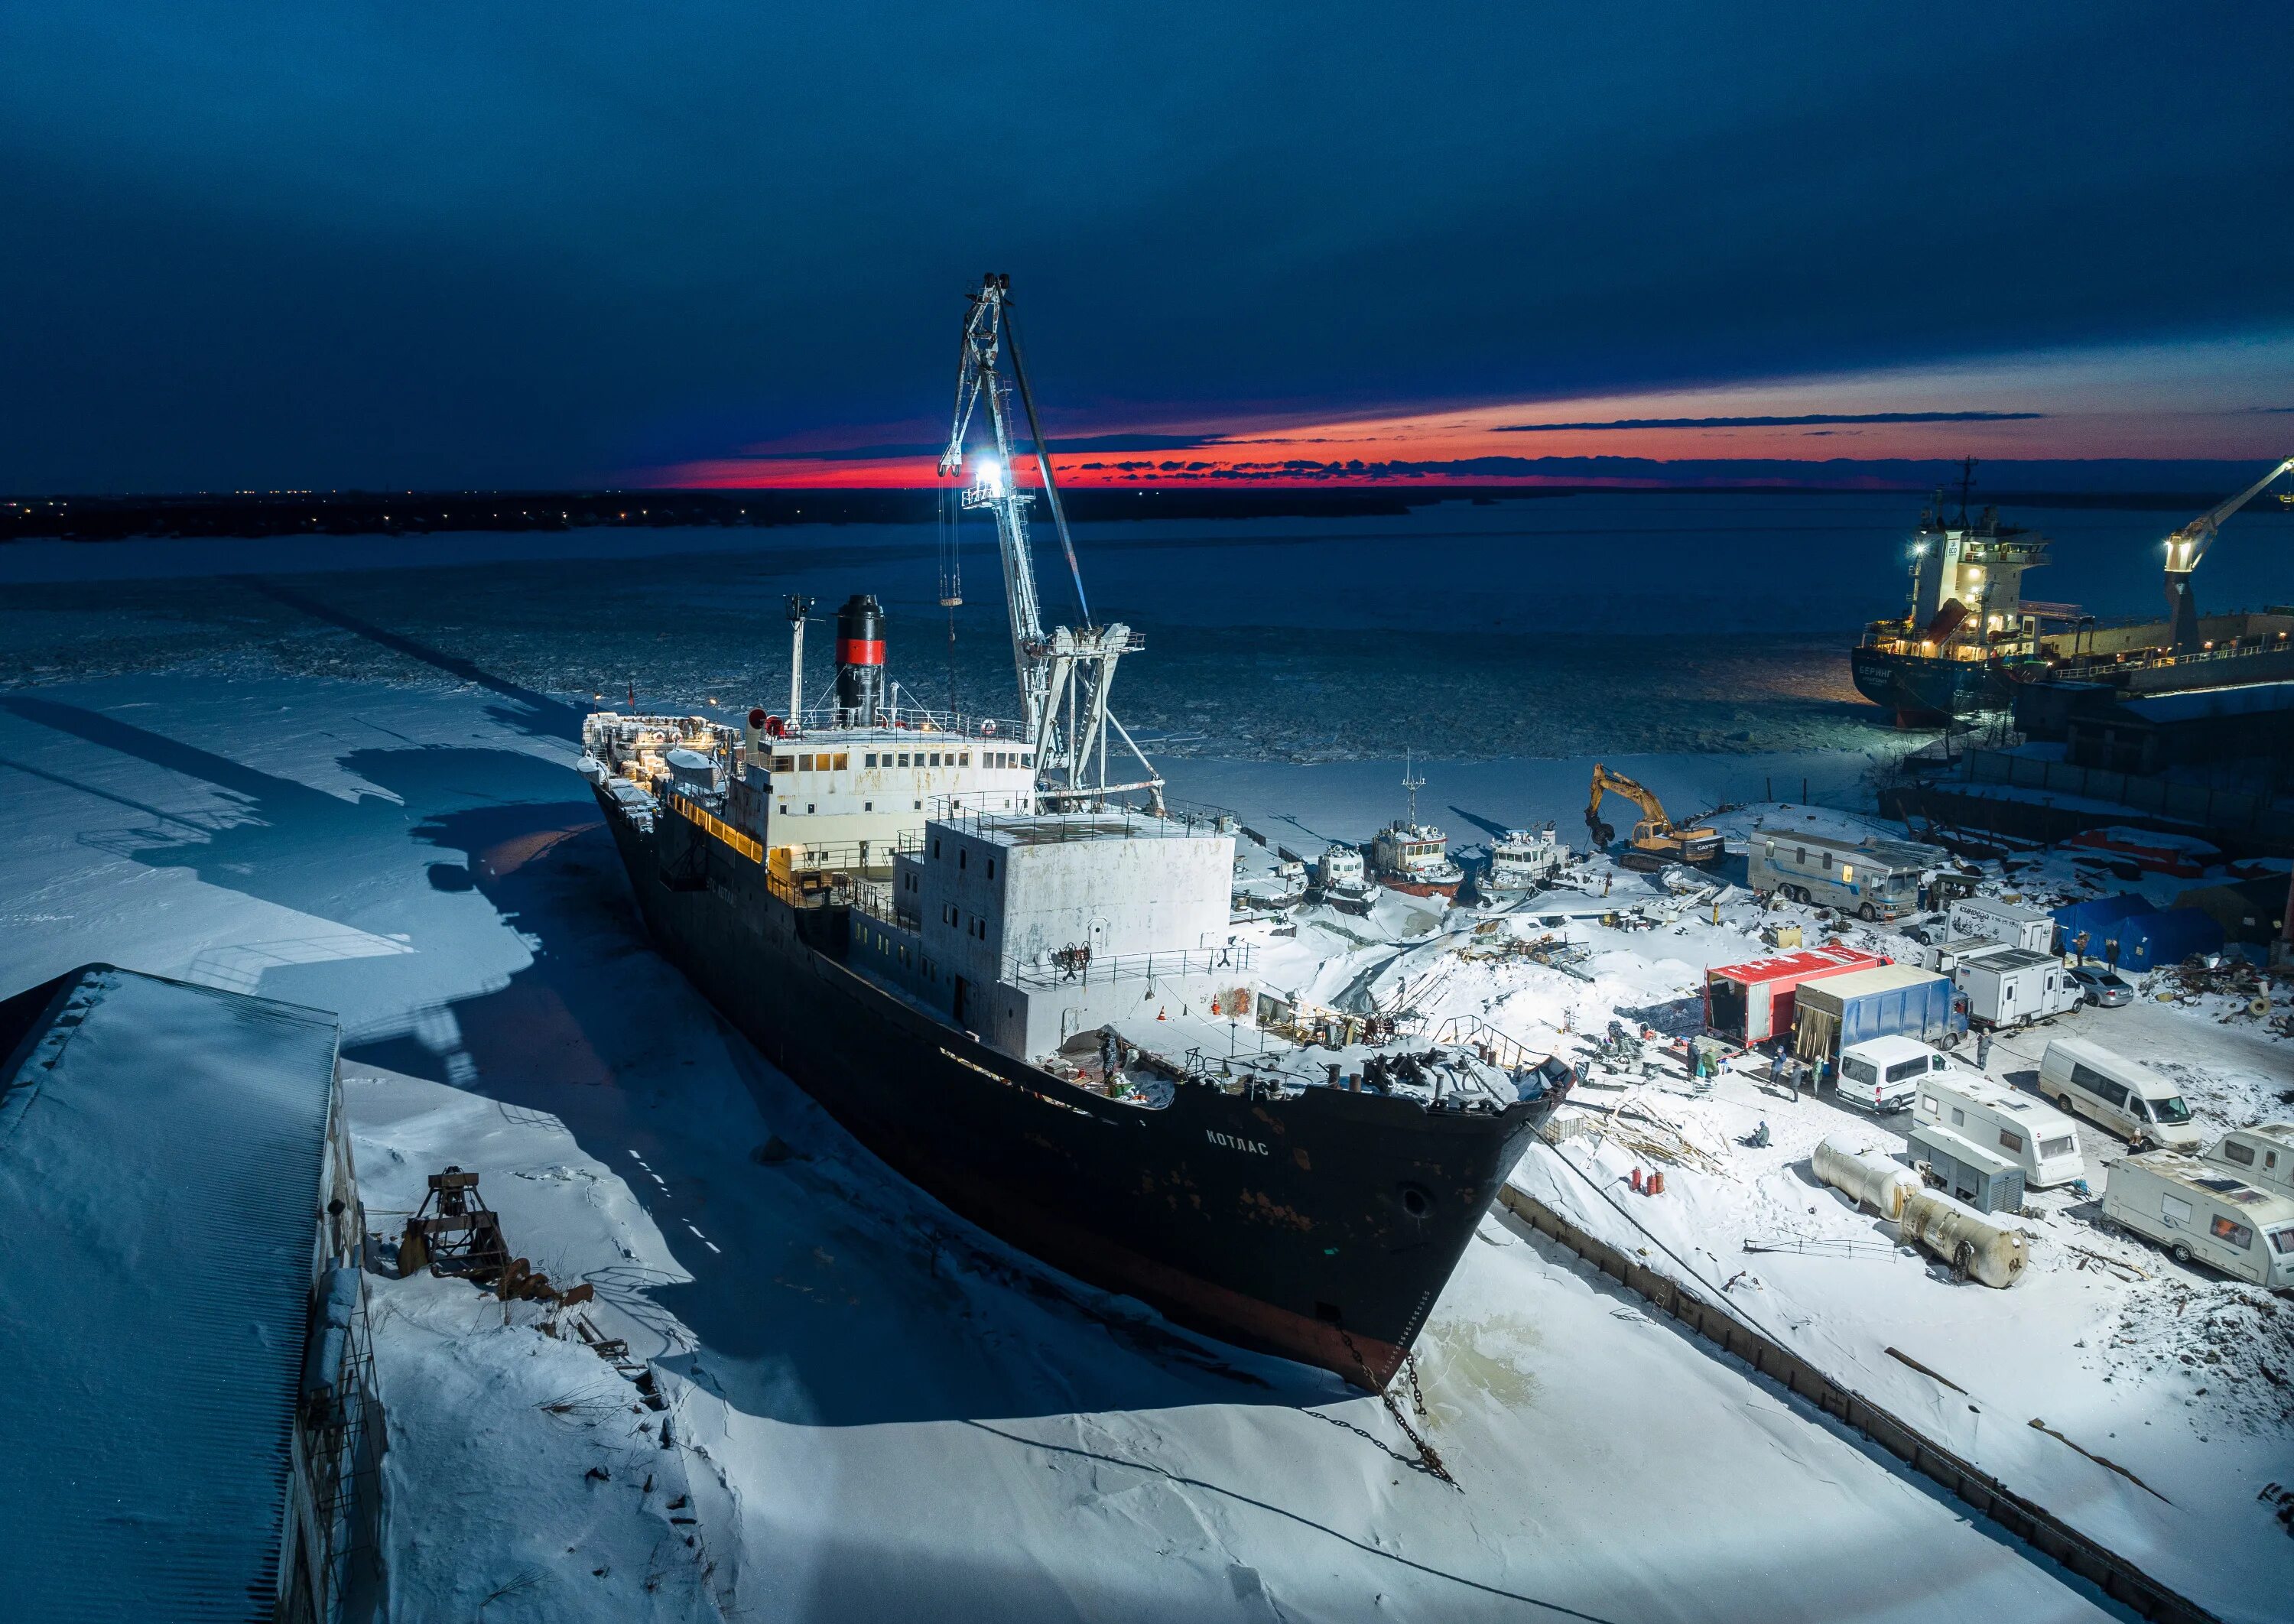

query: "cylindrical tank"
xmin=833 ymin=593 xmax=886 ymax=725
xmin=1812 ymin=1136 xmax=1922 ymax=1221
xmin=1899 ymin=1189 xmax=2028 ymax=1288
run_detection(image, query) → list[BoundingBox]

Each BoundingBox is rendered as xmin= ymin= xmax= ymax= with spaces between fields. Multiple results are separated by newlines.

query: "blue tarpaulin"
xmin=2050 ymin=895 xmax=2224 ymax=970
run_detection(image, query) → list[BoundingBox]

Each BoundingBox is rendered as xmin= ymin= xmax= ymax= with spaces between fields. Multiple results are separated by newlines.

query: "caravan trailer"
xmin=1749 ymin=833 xmax=1931 ymax=921
xmin=2103 ymin=1154 xmax=2294 ymax=1285
xmin=1912 ymin=1070 xmax=2087 ymax=1188
xmin=2205 ymin=1124 xmax=2294 ymax=1198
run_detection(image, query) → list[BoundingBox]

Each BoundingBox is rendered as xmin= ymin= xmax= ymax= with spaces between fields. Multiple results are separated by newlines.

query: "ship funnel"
xmin=834 ymin=593 xmax=885 ymax=725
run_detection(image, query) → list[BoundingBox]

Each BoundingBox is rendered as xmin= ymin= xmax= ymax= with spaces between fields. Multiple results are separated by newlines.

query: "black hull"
xmin=1849 ymin=645 xmax=2010 ymax=726
xmin=593 ymin=790 xmax=1552 ymax=1388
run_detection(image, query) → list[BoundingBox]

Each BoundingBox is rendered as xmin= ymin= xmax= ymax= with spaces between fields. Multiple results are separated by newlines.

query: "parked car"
xmin=2039 ymin=1037 xmax=2202 ymax=1151
xmin=2065 ymin=965 xmax=2133 ymax=1007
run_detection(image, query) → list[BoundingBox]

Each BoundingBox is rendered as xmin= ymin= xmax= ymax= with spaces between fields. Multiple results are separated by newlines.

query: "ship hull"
xmin=1849 ymin=645 xmax=2010 ymax=726
xmin=1379 ymin=876 xmax=1461 ymax=900
xmin=593 ymin=789 xmax=1552 ymax=1388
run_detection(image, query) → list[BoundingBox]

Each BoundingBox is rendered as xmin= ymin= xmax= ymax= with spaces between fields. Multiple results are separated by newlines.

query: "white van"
xmin=2038 ymin=1037 xmax=2203 ymax=1151
xmin=1912 ymin=1070 xmax=2087 ymax=1188
xmin=2102 ymin=1153 xmax=2294 ymax=1285
xmin=1835 ymin=1034 xmax=1947 ymax=1113
xmin=2205 ymin=1124 xmax=2294 ymax=1199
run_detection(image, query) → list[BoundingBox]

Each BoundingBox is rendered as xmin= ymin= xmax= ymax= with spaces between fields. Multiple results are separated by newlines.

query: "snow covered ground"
xmin=0 ymin=667 xmax=2152 ymax=1622
xmin=1295 ymin=852 xmax=2294 ymax=1622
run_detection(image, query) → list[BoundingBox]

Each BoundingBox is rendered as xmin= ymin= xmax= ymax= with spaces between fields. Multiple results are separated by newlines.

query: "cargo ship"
xmin=1849 ymin=484 xmax=2059 ymax=726
xmin=1852 ymin=460 xmax=2294 ymax=729
xmin=577 ymin=278 xmax=1566 ymax=1387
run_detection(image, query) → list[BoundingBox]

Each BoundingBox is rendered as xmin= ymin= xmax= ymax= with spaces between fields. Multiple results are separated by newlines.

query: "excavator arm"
xmin=1586 ymin=764 xmax=1669 ymax=846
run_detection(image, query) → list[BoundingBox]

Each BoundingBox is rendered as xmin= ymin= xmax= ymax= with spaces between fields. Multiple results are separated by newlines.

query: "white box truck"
xmin=2205 ymin=1124 xmax=2294 ymax=1198
xmin=1945 ymin=895 xmax=2056 ymax=952
xmin=1749 ymin=832 xmax=1925 ymax=921
xmin=1950 ymin=944 xmax=2081 ymax=1029
xmin=2102 ymin=1153 xmax=2294 ymax=1284
xmin=2038 ymin=1038 xmax=2203 ymax=1151
xmin=1911 ymin=1069 xmax=2087 ymax=1187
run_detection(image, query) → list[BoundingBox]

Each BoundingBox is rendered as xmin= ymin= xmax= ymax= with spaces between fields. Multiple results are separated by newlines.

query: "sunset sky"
xmin=3 ymin=5 xmax=2289 ymax=492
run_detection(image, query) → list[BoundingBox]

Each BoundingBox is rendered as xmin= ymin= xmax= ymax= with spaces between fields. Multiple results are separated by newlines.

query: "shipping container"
xmin=1703 ymin=946 xmax=1886 ymax=1044
xmin=1793 ymin=963 xmax=1964 ymax=1061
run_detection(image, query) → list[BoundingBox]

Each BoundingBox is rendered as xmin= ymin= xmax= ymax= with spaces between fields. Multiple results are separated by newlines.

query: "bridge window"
xmin=898 ymin=752 xmax=910 ymax=768
xmin=775 ymin=755 xmax=794 ymax=772
xmin=833 ymin=752 xmax=850 ymax=771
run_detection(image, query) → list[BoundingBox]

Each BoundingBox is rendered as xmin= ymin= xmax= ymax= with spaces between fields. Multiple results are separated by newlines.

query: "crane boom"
xmin=938 ymin=274 xmax=1161 ymax=809
xmin=2162 ymin=455 xmax=2294 ymax=652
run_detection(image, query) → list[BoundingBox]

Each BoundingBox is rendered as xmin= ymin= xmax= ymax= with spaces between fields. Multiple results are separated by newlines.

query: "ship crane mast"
xmin=2161 ymin=455 xmax=2294 ymax=654
xmin=939 ymin=274 xmax=1162 ymax=808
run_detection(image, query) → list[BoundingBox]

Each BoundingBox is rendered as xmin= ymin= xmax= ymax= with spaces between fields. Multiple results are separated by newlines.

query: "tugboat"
xmin=1311 ymin=843 xmax=1378 ymax=914
xmin=1480 ymin=824 xmax=1565 ymax=902
xmin=1849 ymin=466 xmax=2058 ymax=726
xmin=1368 ymin=755 xmax=1464 ymax=899
xmin=575 ymin=277 xmax=1568 ymax=1389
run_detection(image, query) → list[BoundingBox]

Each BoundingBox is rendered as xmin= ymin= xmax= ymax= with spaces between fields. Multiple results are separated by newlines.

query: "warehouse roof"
xmin=0 ymin=964 xmax=342 ymax=1622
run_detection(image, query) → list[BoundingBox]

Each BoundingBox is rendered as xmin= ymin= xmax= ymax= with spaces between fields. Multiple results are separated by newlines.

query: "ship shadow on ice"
xmin=236 ymin=576 xmax=586 ymax=745
xmin=0 ymin=696 xmax=570 ymax=928
xmin=349 ymin=798 xmax=1336 ymax=1426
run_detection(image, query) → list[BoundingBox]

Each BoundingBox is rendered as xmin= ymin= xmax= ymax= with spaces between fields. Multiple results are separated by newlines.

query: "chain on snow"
xmin=1339 ymin=1327 xmax=1453 ymax=1486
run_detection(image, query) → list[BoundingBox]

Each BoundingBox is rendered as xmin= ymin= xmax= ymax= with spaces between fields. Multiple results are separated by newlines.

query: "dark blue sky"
xmin=2 ymin=4 xmax=2289 ymax=490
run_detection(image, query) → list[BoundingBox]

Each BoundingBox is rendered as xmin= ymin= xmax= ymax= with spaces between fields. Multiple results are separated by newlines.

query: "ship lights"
xmin=974 ymin=455 xmax=1006 ymax=495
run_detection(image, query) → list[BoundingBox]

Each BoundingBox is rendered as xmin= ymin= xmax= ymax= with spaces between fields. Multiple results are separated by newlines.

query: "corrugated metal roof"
xmin=0 ymin=965 xmax=341 ymax=1622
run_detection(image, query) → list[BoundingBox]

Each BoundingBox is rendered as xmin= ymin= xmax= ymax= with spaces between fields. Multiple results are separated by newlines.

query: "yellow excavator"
xmin=1585 ymin=765 xmax=1724 ymax=871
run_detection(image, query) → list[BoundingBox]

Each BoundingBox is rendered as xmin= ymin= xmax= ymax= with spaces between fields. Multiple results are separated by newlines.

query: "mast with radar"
xmin=937 ymin=273 xmax=1162 ymax=811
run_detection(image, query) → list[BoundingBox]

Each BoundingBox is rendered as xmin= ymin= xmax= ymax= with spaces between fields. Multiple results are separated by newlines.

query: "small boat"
xmin=1312 ymin=843 xmax=1379 ymax=914
xmin=1368 ymin=754 xmax=1464 ymax=898
xmin=1481 ymin=824 xmax=1565 ymax=901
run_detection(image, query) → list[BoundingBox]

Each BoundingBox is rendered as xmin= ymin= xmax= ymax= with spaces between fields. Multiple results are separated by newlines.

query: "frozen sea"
xmin=2 ymin=491 xmax=2282 ymax=1621
xmin=8 ymin=490 xmax=2288 ymax=779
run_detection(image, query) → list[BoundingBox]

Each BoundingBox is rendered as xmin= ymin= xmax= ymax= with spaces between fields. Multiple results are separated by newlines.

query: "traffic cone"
xmin=1156 ymin=1006 xmax=1166 ymax=1021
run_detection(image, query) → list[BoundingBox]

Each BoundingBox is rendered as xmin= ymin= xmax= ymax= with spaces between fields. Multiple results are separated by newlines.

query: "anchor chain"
xmin=1339 ymin=1327 xmax=1453 ymax=1486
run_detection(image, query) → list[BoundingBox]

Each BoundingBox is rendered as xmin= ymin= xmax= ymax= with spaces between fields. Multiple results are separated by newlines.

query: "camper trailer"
xmin=1950 ymin=944 xmax=2081 ymax=1029
xmin=2205 ymin=1124 xmax=2294 ymax=1199
xmin=1911 ymin=1070 xmax=2086 ymax=1188
xmin=1945 ymin=895 xmax=2056 ymax=953
xmin=2103 ymin=1154 xmax=2294 ymax=1285
xmin=2039 ymin=1038 xmax=2203 ymax=1151
xmin=1749 ymin=832 xmax=1931 ymax=921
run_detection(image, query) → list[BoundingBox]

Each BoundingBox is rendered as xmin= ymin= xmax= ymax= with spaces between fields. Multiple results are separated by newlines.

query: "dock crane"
xmin=1585 ymin=765 xmax=1724 ymax=871
xmin=938 ymin=274 xmax=1162 ymax=808
xmin=2161 ymin=456 xmax=2294 ymax=654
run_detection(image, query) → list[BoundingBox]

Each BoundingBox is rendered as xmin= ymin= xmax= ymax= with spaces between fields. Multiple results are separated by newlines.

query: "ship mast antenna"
xmin=1956 ymin=456 xmax=1977 ymax=528
xmin=1402 ymin=749 xmax=1425 ymax=828
xmin=937 ymin=273 xmax=1161 ymax=810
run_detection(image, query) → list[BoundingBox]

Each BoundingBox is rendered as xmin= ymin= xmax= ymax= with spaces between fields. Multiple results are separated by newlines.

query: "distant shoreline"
xmin=2 ymin=483 xmax=2263 ymax=543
